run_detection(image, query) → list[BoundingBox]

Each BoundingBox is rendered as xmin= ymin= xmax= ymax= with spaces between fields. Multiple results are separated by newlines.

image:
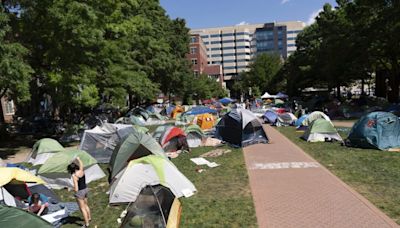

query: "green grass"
xmin=277 ymin=127 xmax=400 ymax=224
xmin=57 ymin=146 xmax=256 ymax=227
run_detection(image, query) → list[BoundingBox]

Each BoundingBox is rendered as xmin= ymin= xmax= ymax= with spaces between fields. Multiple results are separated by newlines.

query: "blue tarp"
xmin=184 ymin=106 xmax=217 ymax=115
xmin=219 ymin=97 xmax=234 ymax=105
xmin=295 ymin=114 xmax=309 ymax=127
xmin=276 ymin=92 xmax=288 ymax=99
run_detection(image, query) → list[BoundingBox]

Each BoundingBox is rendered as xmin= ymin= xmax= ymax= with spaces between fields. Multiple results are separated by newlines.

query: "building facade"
xmin=186 ymin=34 xmax=224 ymax=86
xmin=190 ymin=21 xmax=305 ymax=88
xmin=1 ymin=97 xmax=15 ymax=123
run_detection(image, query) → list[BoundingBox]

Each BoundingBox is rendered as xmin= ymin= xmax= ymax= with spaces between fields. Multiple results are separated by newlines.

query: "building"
xmin=186 ymin=34 xmax=224 ymax=86
xmin=1 ymin=97 xmax=15 ymax=123
xmin=190 ymin=21 xmax=305 ymax=89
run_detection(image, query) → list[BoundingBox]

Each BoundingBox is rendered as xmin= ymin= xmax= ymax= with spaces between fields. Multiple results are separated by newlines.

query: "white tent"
xmin=79 ymin=123 xmax=135 ymax=163
xmin=261 ymin=92 xmax=277 ymax=99
xmin=109 ymin=155 xmax=196 ymax=204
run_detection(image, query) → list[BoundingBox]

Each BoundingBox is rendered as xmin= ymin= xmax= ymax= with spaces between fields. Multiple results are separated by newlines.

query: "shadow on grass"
xmin=61 ymin=216 xmax=84 ymax=226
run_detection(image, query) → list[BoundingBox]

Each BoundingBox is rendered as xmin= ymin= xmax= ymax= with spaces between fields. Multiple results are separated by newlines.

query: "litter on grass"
xmin=200 ymin=149 xmax=231 ymax=158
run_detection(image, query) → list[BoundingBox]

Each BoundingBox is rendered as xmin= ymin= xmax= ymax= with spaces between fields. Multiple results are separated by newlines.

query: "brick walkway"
xmin=243 ymin=125 xmax=398 ymax=228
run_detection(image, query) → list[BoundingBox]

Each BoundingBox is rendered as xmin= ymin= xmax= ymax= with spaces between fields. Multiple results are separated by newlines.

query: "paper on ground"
xmin=190 ymin=157 xmax=219 ymax=168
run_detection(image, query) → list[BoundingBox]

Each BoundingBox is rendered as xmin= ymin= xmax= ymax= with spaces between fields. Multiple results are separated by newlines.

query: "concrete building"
xmin=186 ymin=34 xmax=224 ymax=86
xmin=190 ymin=21 xmax=305 ymax=88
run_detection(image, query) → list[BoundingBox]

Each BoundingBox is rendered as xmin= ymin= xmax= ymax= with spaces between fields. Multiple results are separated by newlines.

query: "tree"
xmin=240 ymin=53 xmax=282 ymax=96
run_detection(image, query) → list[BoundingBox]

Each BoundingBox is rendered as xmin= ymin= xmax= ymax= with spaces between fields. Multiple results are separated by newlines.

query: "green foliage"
xmin=0 ymin=6 xmax=33 ymax=102
xmin=239 ymin=53 xmax=283 ymax=95
xmin=188 ymin=74 xmax=227 ymax=101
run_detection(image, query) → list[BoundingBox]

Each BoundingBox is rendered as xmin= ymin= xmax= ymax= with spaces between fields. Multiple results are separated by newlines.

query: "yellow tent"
xmin=0 ymin=167 xmax=45 ymax=187
xmin=171 ymin=106 xmax=184 ymax=119
xmin=196 ymin=113 xmax=215 ymax=130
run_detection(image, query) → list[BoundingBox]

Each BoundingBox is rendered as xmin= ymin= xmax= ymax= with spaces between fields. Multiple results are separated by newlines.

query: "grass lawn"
xmin=56 ymin=145 xmax=256 ymax=227
xmin=277 ymin=127 xmax=400 ymax=224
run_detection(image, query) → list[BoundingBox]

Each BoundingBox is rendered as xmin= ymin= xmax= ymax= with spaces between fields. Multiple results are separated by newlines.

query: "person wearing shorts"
xmin=68 ymin=156 xmax=91 ymax=228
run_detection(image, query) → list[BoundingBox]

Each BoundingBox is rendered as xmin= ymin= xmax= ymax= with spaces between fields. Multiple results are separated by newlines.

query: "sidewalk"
xmin=243 ymin=125 xmax=398 ymax=228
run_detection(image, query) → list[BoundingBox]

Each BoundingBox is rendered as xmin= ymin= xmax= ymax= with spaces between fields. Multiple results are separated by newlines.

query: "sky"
xmin=159 ymin=0 xmax=337 ymax=29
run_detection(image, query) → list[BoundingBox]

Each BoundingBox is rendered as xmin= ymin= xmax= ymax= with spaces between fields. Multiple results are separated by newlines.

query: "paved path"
xmin=332 ymin=120 xmax=355 ymax=128
xmin=243 ymin=125 xmax=398 ymax=228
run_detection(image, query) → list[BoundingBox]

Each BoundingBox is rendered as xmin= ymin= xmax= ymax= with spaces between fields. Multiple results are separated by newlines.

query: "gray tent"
xmin=79 ymin=123 xmax=135 ymax=163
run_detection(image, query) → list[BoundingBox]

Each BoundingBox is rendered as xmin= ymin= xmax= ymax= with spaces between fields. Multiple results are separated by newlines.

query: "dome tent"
xmin=27 ymin=138 xmax=64 ymax=165
xmin=263 ymin=110 xmax=278 ymax=125
xmin=184 ymin=125 xmax=204 ymax=148
xmin=38 ymin=149 xmax=105 ymax=189
xmin=0 ymin=205 xmax=53 ymax=228
xmin=109 ymin=155 xmax=196 ymax=204
xmin=216 ymin=108 xmax=269 ymax=147
xmin=345 ymin=112 xmax=400 ymax=150
xmin=301 ymin=119 xmax=342 ymax=142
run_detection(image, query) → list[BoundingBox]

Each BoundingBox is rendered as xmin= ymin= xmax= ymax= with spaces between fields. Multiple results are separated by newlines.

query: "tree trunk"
xmin=361 ymin=78 xmax=365 ymax=95
xmin=336 ymin=86 xmax=341 ymax=99
xmin=375 ymin=70 xmax=387 ymax=98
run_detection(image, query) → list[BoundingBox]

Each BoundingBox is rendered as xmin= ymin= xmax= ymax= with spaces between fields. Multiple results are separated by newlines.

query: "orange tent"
xmin=171 ymin=106 xmax=184 ymax=119
xmin=196 ymin=113 xmax=215 ymax=130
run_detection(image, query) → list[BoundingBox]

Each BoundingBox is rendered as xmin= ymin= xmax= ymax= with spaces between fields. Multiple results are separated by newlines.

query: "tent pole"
xmin=150 ymin=186 xmax=168 ymax=226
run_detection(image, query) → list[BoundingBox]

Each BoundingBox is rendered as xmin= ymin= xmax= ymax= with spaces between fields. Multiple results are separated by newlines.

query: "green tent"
xmin=346 ymin=111 xmax=400 ymax=150
xmin=0 ymin=205 xmax=53 ymax=228
xmin=31 ymin=138 xmax=64 ymax=158
xmin=133 ymin=125 xmax=150 ymax=134
xmin=184 ymin=124 xmax=204 ymax=136
xmin=301 ymin=111 xmax=330 ymax=127
xmin=109 ymin=131 xmax=166 ymax=179
xmin=301 ymin=119 xmax=342 ymax=142
xmin=38 ymin=149 xmax=98 ymax=174
xmin=184 ymin=124 xmax=204 ymax=148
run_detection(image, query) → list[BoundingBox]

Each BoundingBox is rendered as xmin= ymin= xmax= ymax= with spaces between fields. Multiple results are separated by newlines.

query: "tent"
xmin=219 ymin=97 xmax=233 ymax=105
xmin=301 ymin=119 xmax=342 ymax=142
xmin=300 ymin=111 xmax=331 ymax=127
xmin=119 ymin=185 xmax=181 ymax=228
xmin=127 ymin=107 xmax=150 ymax=121
xmin=261 ymin=92 xmax=276 ymax=99
xmin=110 ymin=131 xmax=167 ymax=179
xmin=27 ymin=138 xmax=64 ymax=165
xmin=184 ymin=125 xmax=204 ymax=148
xmin=263 ymin=110 xmax=278 ymax=125
xmin=215 ymin=109 xmax=269 ymax=147
xmin=345 ymin=112 xmax=400 ymax=150
xmin=184 ymin=106 xmax=217 ymax=116
xmin=295 ymin=114 xmax=309 ymax=127
xmin=195 ymin=113 xmax=215 ymax=130
xmin=171 ymin=106 xmax=184 ymax=119
xmin=275 ymin=92 xmax=289 ymax=99
xmin=37 ymin=149 xmax=105 ymax=189
xmin=277 ymin=112 xmax=298 ymax=126
xmin=80 ymin=123 xmax=135 ymax=163
xmin=159 ymin=126 xmax=189 ymax=152
xmin=0 ymin=167 xmax=45 ymax=207
xmin=0 ymin=205 xmax=53 ymax=228
xmin=109 ymin=155 xmax=196 ymax=204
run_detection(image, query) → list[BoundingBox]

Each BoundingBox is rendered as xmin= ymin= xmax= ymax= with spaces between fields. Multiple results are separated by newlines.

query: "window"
xmin=287 ymin=30 xmax=302 ymax=34
xmin=211 ymin=54 xmax=222 ymax=57
xmin=211 ymin=48 xmax=221 ymax=51
xmin=287 ymin=37 xmax=296 ymax=40
xmin=4 ymin=100 xmax=14 ymax=114
xmin=224 ymin=66 xmax=236 ymax=70
xmin=210 ymin=34 xmax=220 ymax=38
xmin=287 ymin=44 xmax=296 ymax=47
xmin=190 ymin=37 xmax=197 ymax=43
xmin=190 ymin=47 xmax=197 ymax=54
xmin=223 ymin=53 xmax=235 ymax=57
xmin=210 ymin=41 xmax=221 ymax=44
xmin=236 ymin=32 xmax=250 ymax=36
xmin=222 ymin=33 xmax=234 ymax=37
xmin=201 ymin=35 xmax=208 ymax=39
xmin=191 ymin=59 xmax=198 ymax=65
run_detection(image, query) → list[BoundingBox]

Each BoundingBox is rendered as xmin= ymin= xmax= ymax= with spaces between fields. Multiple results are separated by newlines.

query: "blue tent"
xmin=276 ymin=92 xmax=288 ymax=99
xmin=295 ymin=114 xmax=309 ymax=127
xmin=263 ymin=110 xmax=278 ymax=124
xmin=219 ymin=97 xmax=234 ymax=105
xmin=184 ymin=106 xmax=217 ymax=116
xmin=345 ymin=112 xmax=400 ymax=150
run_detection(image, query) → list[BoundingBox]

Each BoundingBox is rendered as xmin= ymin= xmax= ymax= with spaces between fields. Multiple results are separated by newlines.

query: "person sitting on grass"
xmin=28 ymin=192 xmax=49 ymax=216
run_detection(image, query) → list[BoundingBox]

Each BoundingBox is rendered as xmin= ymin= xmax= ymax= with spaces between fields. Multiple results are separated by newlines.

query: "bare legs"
xmin=84 ymin=197 xmax=91 ymax=221
xmin=77 ymin=198 xmax=90 ymax=226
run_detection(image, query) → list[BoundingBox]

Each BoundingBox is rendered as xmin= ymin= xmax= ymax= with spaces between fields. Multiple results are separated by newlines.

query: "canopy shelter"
xmin=275 ymin=92 xmax=289 ymax=99
xmin=109 ymin=155 xmax=196 ymax=204
xmin=109 ymin=131 xmax=166 ymax=180
xmin=158 ymin=126 xmax=189 ymax=152
xmin=38 ymin=149 xmax=105 ymax=189
xmin=80 ymin=123 xmax=135 ymax=163
xmin=27 ymin=138 xmax=64 ymax=166
xmin=216 ymin=109 xmax=269 ymax=147
xmin=0 ymin=205 xmax=53 ymax=228
xmin=301 ymin=119 xmax=342 ymax=142
xmin=184 ymin=125 xmax=204 ymax=148
xmin=119 ymin=185 xmax=182 ymax=228
xmin=345 ymin=112 xmax=400 ymax=150
xmin=261 ymin=92 xmax=276 ymax=99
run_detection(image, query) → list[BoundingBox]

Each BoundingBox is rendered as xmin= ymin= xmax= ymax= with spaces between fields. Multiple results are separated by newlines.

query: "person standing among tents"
xmin=68 ymin=157 xmax=91 ymax=228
